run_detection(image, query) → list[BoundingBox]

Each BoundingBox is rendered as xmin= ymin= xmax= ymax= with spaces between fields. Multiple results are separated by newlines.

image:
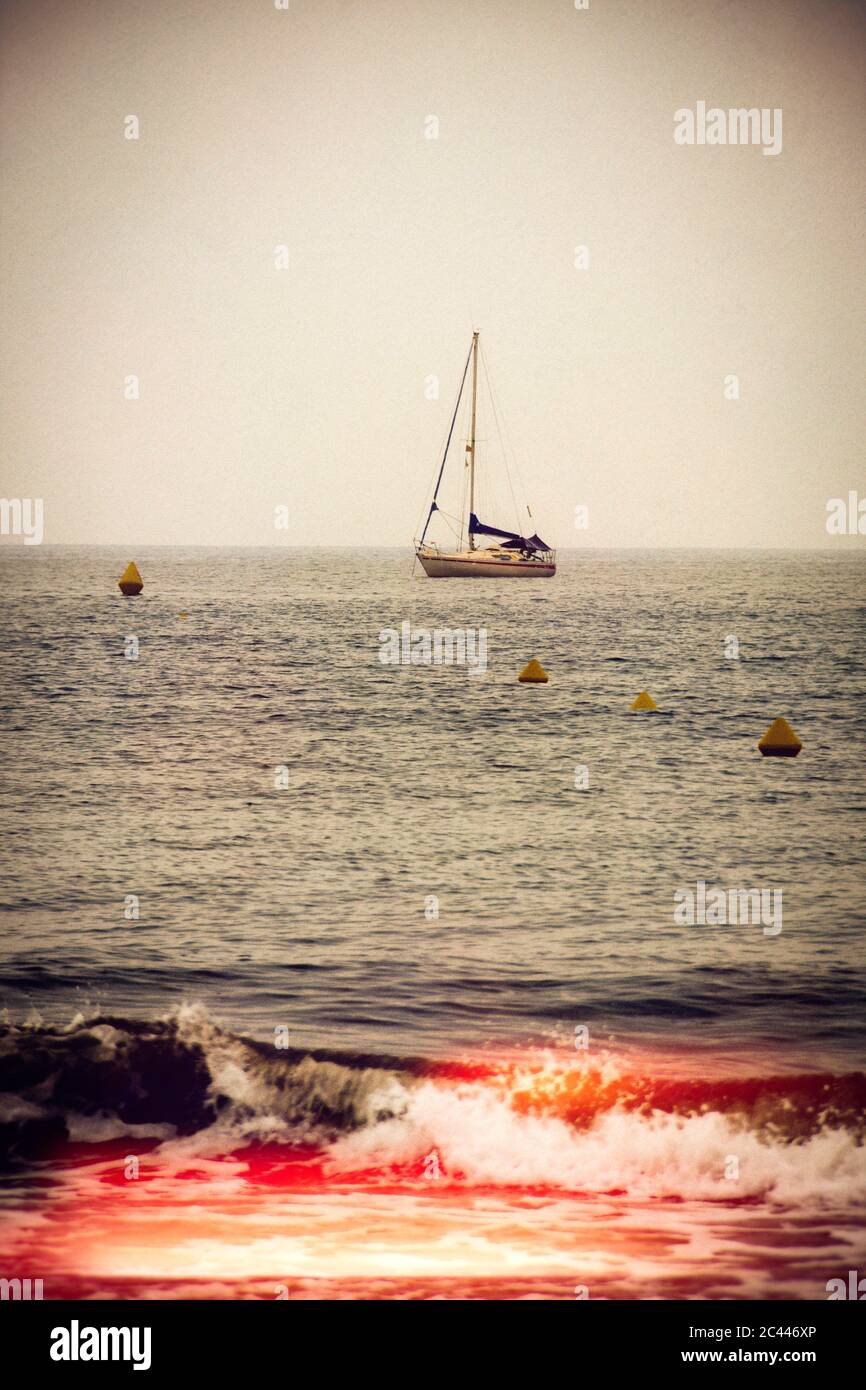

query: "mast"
xmin=468 ymin=331 xmax=479 ymax=549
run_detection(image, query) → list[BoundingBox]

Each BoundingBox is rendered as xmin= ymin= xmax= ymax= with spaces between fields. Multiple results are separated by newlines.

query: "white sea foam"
xmin=326 ymin=1078 xmax=866 ymax=1206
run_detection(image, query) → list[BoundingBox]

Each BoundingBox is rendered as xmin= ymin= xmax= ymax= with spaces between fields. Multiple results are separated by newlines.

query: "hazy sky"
xmin=1 ymin=0 xmax=864 ymax=547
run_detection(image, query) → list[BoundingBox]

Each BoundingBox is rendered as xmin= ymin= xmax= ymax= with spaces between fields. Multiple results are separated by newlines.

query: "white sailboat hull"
xmin=416 ymin=548 xmax=555 ymax=579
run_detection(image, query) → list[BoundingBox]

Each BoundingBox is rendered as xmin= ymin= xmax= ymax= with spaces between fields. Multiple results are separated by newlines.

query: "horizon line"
xmin=1 ymin=543 xmax=864 ymax=554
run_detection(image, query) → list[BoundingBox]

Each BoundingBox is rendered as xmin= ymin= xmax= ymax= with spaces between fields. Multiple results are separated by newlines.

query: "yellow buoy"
xmin=518 ymin=659 xmax=549 ymax=684
xmin=630 ymin=690 xmax=657 ymax=711
xmin=178 ymin=612 xmax=188 ymax=619
xmin=118 ymin=561 xmax=143 ymax=596
xmin=758 ymin=717 xmax=803 ymax=757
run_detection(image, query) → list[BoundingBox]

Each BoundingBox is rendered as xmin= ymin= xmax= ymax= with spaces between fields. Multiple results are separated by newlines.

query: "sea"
xmin=0 ymin=545 xmax=864 ymax=1299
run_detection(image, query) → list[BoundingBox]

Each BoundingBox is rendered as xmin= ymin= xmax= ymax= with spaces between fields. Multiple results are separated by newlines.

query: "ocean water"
xmin=0 ymin=545 xmax=864 ymax=1299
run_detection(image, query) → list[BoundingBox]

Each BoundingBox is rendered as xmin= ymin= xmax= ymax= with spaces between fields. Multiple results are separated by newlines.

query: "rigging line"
xmin=414 ymin=407 xmax=456 ymax=573
xmin=418 ymin=336 xmax=475 ymax=548
xmin=430 ymin=503 xmax=464 ymax=541
xmin=414 ymin=381 xmax=458 ymax=539
xmin=483 ymin=340 xmax=525 ymax=532
xmin=479 ymin=339 xmax=518 ymax=531
xmin=482 ymin=337 xmax=534 ymax=526
xmin=414 ymin=416 xmax=452 ymax=538
xmin=479 ymin=338 xmax=523 ymax=534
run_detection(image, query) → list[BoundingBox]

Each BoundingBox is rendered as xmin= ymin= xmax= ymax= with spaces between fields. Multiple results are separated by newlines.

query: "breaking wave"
xmin=1 ymin=1006 xmax=864 ymax=1204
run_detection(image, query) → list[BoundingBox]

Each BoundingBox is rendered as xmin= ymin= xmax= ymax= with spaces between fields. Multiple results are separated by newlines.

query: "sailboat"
xmin=414 ymin=332 xmax=556 ymax=578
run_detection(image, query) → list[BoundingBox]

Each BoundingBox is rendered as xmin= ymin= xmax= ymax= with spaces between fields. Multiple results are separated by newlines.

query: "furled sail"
xmin=468 ymin=513 xmax=551 ymax=552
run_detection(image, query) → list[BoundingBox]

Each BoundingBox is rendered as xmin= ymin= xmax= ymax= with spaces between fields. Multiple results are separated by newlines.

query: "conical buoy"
xmin=118 ymin=561 xmax=143 ymax=596
xmin=630 ymin=690 xmax=657 ymax=711
xmin=758 ymin=717 xmax=803 ymax=757
xmin=518 ymin=659 xmax=549 ymax=683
